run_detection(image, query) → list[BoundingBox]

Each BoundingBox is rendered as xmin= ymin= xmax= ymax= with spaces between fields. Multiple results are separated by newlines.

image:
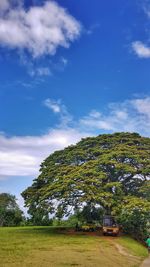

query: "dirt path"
xmin=140 ymin=256 xmax=150 ymax=267
xmin=114 ymin=243 xmax=138 ymax=258
xmin=115 ymin=242 xmax=150 ymax=267
xmin=106 ymin=238 xmax=139 ymax=259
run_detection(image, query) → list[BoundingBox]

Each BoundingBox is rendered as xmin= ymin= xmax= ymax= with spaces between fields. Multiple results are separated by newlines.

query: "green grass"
xmin=118 ymin=236 xmax=148 ymax=258
xmin=0 ymin=227 xmax=148 ymax=267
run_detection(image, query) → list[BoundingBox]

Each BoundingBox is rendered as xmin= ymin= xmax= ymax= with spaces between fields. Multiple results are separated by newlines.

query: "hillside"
xmin=0 ymin=227 xmax=148 ymax=267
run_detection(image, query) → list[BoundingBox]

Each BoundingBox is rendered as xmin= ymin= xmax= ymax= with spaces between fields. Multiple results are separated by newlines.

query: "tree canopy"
xmin=22 ymin=132 xmax=150 ymax=224
xmin=0 ymin=193 xmax=24 ymax=226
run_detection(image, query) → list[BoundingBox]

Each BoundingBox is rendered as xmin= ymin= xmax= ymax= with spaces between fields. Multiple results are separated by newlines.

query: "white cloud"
xmin=0 ymin=96 xmax=150 ymax=179
xmin=131 ymin=97 xmax=150 ymax=118
xmin=0 ymin=129 xmax=87 ymax=178
xmin=80 ymin=97 xmax=150 ymax=135
xmin=16 ymin=195 xmax=28 ymax=216
xmin=0 ymin=0 xmax=10 ymax=11
xmin=44 ymin=99 xmax=62 ymax=113
xmin=89 ymin=110 xmax=102 ymax=119
xmin=131 ymin=5 xmax=150 ymax=58
xmin=44 ymin=98 xmax=73 ymax=126
xmin=0 ymin=0 xmax=22 ymax=12
xmin=132 ymin=41 xmax=150 ymax=58
xmin=37 ymin=67 xmax=51 ymax=76
xmin=0 ymin=1 xmax=82 ymax=58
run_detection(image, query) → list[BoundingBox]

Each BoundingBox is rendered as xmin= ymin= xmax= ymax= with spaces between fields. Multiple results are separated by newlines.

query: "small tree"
xmin=0 ymin=193 xmax=24 ymax=226
xmin=27 ymin=204 xmax=52 ymax=226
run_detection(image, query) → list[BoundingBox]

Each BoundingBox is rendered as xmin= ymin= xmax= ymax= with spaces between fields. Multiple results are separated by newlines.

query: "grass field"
xmin=0 ymin=227 xmax=148 ymax=267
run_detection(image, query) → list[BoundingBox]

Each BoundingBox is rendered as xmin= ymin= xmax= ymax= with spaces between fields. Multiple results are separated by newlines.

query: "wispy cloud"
xmin=131 ymin=97 xmax=150 ymax=118
xmin=19 ymin=52 xmax=52 ymax=77
xmin=44 ymin=98 xmax=73 ymax=126
xmin=61 ymin=57 xmax=68 ymax=66
xmin=80 ymin=97 xmax=150 ymax=135
xmin=86 ymin=23 xmax=100 ymax=35
xmin=44 ymin=99 xmax=62 ymax=113
xmin=0 ymin=96 xmax=150 ymax=179
xmin=29 ymin=67 xmax=51 ymax=77
xmin=0 ymin=0 xmax=82 ymax=58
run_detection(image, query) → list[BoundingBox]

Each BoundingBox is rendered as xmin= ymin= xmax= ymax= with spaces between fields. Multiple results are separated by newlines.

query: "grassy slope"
xmin=0 ymin=227 xmax=148 ymax=267
xmin=118 ymin=236 xmax=148 ymax=257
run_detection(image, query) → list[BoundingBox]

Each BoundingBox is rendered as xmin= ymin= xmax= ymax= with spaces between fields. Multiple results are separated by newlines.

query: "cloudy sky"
xmin=0 ymin=0 xmax=150 ymax=210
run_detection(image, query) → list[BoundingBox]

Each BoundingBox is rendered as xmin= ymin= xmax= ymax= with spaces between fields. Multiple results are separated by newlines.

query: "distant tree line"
xmin=0 ymin=193 xmax=54 ymax=227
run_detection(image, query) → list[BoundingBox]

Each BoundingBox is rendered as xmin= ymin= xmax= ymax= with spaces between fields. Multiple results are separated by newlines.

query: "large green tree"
xmin=22 ymin=132 xmax=150 ymax=221
xmin=0 ymin=193 xmax=24 ymax=226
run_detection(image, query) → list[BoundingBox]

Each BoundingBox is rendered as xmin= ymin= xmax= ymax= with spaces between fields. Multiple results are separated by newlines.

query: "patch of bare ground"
xmin=140 ymin=256 xmax=150 ymax=267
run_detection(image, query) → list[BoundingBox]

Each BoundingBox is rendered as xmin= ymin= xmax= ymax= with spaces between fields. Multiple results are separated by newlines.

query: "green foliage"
xmin=139 ymin=181 xmax=150 ymax=201
xmin=27 ymin=204 xmax=53 ymax=226
xmin=66 ymin=214 xmax=79 ymax=227
xmin=52 ymin=217 xmax=76 ymax=227
xmin=76 ymin=205 xmax=104 ymax=224
xmin=0 ymin=193 xmax=24 ymax=226
xmin=52 ymin=206 xmax=104 ymax=228
xmin=113 ymin=196 xmax=150 ymax=240
xmin=22 ymin=132 xmax=150 ymax=238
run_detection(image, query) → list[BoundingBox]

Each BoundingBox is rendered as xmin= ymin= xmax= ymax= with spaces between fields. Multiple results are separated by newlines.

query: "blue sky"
xmin=0 ymin=0 xmax=150 ymax=210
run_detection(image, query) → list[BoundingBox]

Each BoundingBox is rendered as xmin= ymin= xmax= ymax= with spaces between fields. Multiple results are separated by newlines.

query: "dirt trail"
xmin=110 ymin=238 xmax=149 ymax=267
xmin=105 ymin=238 xmax=139 ymax=259
xmin=114 ymin=243 xmax=138 ymax=258
xmin=140 ymin=256 xmax=150 ymax=267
